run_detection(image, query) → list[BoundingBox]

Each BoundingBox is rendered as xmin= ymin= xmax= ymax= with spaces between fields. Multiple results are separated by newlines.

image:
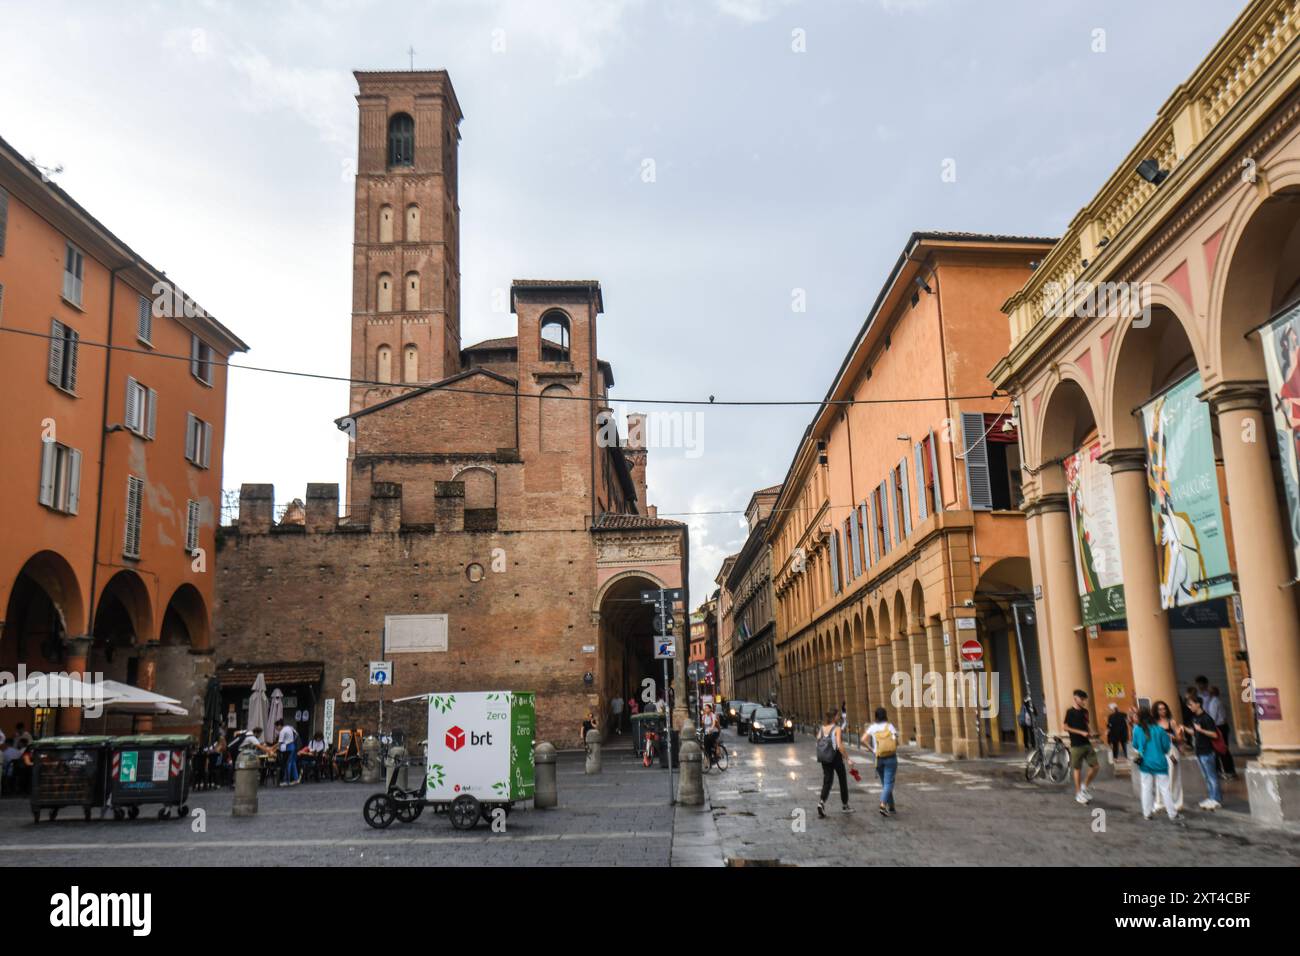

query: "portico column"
xmin=911 ymin=625 xmax=935 ymax=749
xmin=1100 ymin=448 xmax=1180 ymax=707
xmin=1025 ymin=493 xmax=1094 ymax=734
xmin=55 ymin=635 xmax=93 ymax=735
xmin=926 ymin=619 xmax=951 ymax=752
xmin=1207 ymin=384 xmax=1300 ymax=770
xmin=875 ymin=640 xmax=894 ymax=726
xmin=893 ymin=633 xmax=917 ymax=744
xmin=851 ymin=646 xmax=868 ymax=729
xmin=843 ymin=649 xmax=861 ymax=731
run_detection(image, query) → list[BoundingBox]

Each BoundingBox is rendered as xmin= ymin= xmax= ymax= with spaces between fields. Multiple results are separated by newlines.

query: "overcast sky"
xmin=1 ymin=0 xmax=1243 ymax=600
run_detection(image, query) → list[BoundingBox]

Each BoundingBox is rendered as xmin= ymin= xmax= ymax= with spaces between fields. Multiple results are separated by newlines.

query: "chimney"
xmin=435 ymin=480 xmax=465 ymax=532
xmin=238 ymin=484 xmax=274 ymax=535
xmin=370 ymin=482 xmax=403 ymax=533
xmin=625 ymin=411 xmax=649 ymax=513
xmin=305 ymin=483 xmax=340 ymax=533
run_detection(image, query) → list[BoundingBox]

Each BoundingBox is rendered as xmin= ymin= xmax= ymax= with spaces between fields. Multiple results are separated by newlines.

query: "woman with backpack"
xmin=862 ymin=706 xmax=900 ymax=816
xmin=1132 ymin=704 xmax=1178 ymax=821
xmin=816 ymin=708 xmax=854 ymax=818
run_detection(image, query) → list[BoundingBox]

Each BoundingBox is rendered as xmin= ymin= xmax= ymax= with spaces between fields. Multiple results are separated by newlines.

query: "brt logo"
xmin=444 ymin=726 xmax=493 ymax=751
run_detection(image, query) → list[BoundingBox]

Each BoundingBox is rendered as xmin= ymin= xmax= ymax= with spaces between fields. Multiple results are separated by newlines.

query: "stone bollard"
xmin=534 ymin=742 xmax=558 ymax=808
xmin=361 ymin=735 xmax=382 ymax=784
xmin=677 ymin=735 xmax=704 ymax=806
xmin=585 ymin=729 xmax=602 ymax=774
xmin=1095 ymin=741 xmax=1117 ymax=780
xmin=387 ymin=743 xmax=407 ymax=790
xmin=232 ymin=747 xmax=260 ymax=817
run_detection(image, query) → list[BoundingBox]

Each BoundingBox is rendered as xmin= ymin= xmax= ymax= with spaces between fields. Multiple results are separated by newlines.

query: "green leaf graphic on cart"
xmin=491 ymin=780 xmax=508 ymax=794
xmin=428 ymin=764 xmax=447 ymax=788
xmin=430 ymin=694 xmax=457 ymax=714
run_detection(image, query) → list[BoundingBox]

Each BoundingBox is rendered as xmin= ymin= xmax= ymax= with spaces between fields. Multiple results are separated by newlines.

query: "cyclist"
xmin=701 ymin=704 xmax=721 ymax=764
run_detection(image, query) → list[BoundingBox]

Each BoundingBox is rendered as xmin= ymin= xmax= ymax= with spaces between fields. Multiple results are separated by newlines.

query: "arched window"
xmin=403 ymin=344 xmax=419 ymax=383
xmin=376 ymin=345 xmax=392 ymax=384
xmin=539 ymin=384 xmax=572 ymax=451
xmin=378 ymin=205 xmax=394 ymax=243
xmin=540 ymin=311 xmax=570 ymax=359
xmin=460 ymin=467 xmax=497 ymax=511
xmin=388 ymin=113 xmax=414 ymax=167
xmin=405 ymin=204 xmax=420 ymax=242
xmin=404 ymin=271 xmax=420 ymax=312
xmin=377 ymin=273 xmax=393 ymax=312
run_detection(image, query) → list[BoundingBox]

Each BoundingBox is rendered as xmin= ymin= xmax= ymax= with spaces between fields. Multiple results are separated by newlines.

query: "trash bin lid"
xmin=110 ymin=734 xmax=195 ymax=747
xmin=30 ymin=735 xmax=114 ymax=748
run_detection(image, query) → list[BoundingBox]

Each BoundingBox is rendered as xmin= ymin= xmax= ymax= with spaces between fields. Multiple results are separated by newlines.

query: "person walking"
xmin=274 ymin=719 xmax=299 ymax=786
xmin=815 ymin=708 xmax=854 ymax=818
xmin=610 ymin=694 xmax=624 ymax=735
xmin=1064 ymin=689 xmax=1099 ymax=805
xmin=1105 ymin=703 xmax=1128 ymax=761
xmin=1151 ymin=700 xmax=1184 ymax=814
xmin=1018 ymin=696 xmax=1037 ymax=752
xmin=1206 ymin=686 xmax=1237 ymax=780
xmin=862 ymin=706 xmax=900 ymax=816
xmin=1185 ymin=695 xmax=1223 ymax=810
xmin=1132 ymin=704 xmax=1178 ymax=821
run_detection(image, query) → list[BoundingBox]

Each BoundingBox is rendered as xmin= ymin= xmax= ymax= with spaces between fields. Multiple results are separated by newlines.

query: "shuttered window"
xmin=961 ymin=411 xmax=993 ymax=511
xmin=124 ymin=476 xmax=143 ymax=558
xmin=185 ymin=413 xmax=212 ymax=468
xmin=137 ymin=295 xmax=153 ymax=344
xmin=38 ymin=440 xmax=81 ymax=514
xmin=914 ymin=441 xmax=929 ymax=520
xmin=125 ymin=377 xmax=157 ymax=438
xmin=0 ymin=186 xmax=8 ymax=255
xmin=848 ymin=510 xmax=862 ymax=578
xmin=898 ymin=457 xmax=913 ymax=537
xmin=185 ymin=499 xmax=201 ymax=553
xmin=63 ymin=243 xmax=84 ymax=306
xmin=829 ymin=528 xmax=841 ymax=595
xmin=859 ymin=501 xmax=873 ymax=570
xmin=47 ymin=318 xmax=79 ymax=393
xmin=191 ymin=334 xmax=213 ymax=385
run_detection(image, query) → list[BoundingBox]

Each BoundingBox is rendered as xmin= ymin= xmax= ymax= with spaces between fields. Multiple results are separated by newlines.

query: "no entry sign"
xmin=959 ymin=640 xmax=984 ymax=671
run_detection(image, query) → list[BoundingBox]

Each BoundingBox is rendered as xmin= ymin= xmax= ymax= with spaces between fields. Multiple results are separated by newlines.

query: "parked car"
xmin=736 ymin=702 xmax=762 ymax=736
xmin=748 ymin=706 xmax=795 ymax=743
xmin=723 ymin=700 xmax=750 ymax=730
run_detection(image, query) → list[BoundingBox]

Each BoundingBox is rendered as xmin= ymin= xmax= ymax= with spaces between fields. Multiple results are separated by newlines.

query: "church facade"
xmin=212 ymin=71 xmax=688 ymax=747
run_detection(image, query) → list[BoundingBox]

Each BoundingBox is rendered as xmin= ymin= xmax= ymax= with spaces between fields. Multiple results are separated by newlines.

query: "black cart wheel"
xmin=178 ymin=805 xmax=189 ymax=818
xmin=84 ymin=807 xmax=92 ymax=821
xmin=127 ymin=805 xmax=140 ymax=820
xmin=362 ymin=793 xmax=396 ymax=829
xmin=449 ymin=794 xmax=480 ymax=830
xmin=113 ymin=807 xmax=125 ymax=821
xmin=158 ymin=807 xmax=171 ymax=820
xmin=49 ymin=808 xmax=59 ymax=821
xmin=32 ymin=811 xmax=40 ymax=824
xmin=395 ymin=801 xmax=424 ymax=823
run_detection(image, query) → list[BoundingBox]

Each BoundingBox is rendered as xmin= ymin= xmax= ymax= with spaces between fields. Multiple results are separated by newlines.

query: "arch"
xmin=595 ymin=571 xmax=664 ymax=737
xmin=909 ymin=579 xmax=926 ymax=635
xmin=376 ymin=344 xmax=393 ymax=384
xmin=160 ymin=583 xmax=209 ymax=652
xmin=5 ymin=550 xmax=85 ymax=641
xmin=892 ymin=591 xmax=907 ymax=643
xmin=539 ymin=384 xmax=573 ymax=451
xmin=540 ymin=310 xmax=571 ymax=358
xmin=405 ymin=204 xmax=421 ymax=242
xmin=378 ymin=204 xmax=394 ymax=243
xmin=93 ymin=569 xmax=153 ymax=648
xmin=457 ymin=466 xmax=497 ymax=512
xmin=876 ymin=599 xmax=892 ymax=648
xmin=377 ymin=273 xmax=393 ymax=313
xmin=1035 ymin=373 xmax=1102 ymax=467
xmin=403 ymin=344 xmax=418 ymax=383
xmin=404 ymin=271 xmax=421 ymax=312
xmin=851 ymin=611 xmax=864 ymax=655
xmin=388 ymin=112 xmax=415 ymax=167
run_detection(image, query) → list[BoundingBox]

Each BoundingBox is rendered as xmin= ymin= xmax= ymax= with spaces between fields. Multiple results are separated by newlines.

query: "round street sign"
xmin=960 ymin=640 xmax=983 ymax=663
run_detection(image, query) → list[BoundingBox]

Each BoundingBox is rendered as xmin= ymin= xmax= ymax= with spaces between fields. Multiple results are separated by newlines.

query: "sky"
xmin=0 ymin=0 xmax=1245 ymax=601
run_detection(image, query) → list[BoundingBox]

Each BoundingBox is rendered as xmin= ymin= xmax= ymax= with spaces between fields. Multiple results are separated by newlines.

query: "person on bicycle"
xmin=702 ymin=704 xmax=721 ymax=763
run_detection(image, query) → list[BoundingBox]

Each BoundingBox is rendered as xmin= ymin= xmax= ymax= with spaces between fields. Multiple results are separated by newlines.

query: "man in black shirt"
xmin=1186 ymin=695 xmax=1223 ymax=810
xmin=1064 ymin=689 xmax=1098 ymax=805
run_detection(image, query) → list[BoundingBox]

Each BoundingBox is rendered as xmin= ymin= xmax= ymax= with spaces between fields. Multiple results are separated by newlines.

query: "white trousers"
xmin=1139 ymin=771 xmax=1177 ymax=819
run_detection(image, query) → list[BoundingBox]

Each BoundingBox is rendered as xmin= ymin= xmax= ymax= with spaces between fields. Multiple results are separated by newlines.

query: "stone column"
xmin=910 ymin=626 xmax=935 ymax=749
xmin=1207 ymin=384 xmax=1300 ymax=786
xmin=135 ymin=642 xmax=161 ymax=733
xmin=842 ymin=653 xmax=860 ymax=730
xmin=893 ymin=634 xmax=917 ymax=744
xmin=875 ymin=641 xmax=894 ymax=725
xmin=56 ymin=636 xmax=93 ymax=735
xmin=1100 ymin=448 xmax=1180 ymax=707
xmin=851 ymin=647 xmax=868 ymax=728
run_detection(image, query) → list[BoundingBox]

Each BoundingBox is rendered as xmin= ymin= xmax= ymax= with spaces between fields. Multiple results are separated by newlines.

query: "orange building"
xmin=0 ymin=135 xmax=247 ymax=738
xmin=767 ymin=232 xmax=1054 ymax=756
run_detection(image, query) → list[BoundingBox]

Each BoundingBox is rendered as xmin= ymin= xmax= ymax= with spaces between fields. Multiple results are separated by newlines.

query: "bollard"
xmin=585 ymin=729 xmax=602 ymax=774
xmin=387 ymin=743 xmax=407 ymax=790
xmin=534 ymin=742 xmax=558 ymax=808
xmin=361 ymin=735 xmax=382 ymax=784
xmin=677 ymin=735 xmax=704 ymax=805
xmin=232 ymin=747 xmax=260 ymax=817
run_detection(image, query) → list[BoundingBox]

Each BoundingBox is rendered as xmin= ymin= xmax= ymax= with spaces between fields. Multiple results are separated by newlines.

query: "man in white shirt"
xmin=274 ymin=719 xmax=300 ymax=786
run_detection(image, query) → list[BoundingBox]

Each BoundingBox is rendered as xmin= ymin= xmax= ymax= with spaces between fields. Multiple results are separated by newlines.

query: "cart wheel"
xmin=395 ymin=802 xmax=424 ymax=823
xmin=363 ymin=793 xmax=397 ymax=829
xmin=114 ymin=808 xmax=126 ymax=821
xmin=127 ymin=805 xmax=139 ymax=820
xmin=178 ymin=805 xmax=190 ymax=818
xmin=449 ymin=794 xmax=480 ymax=830
xmin=49 ymin=808 xmax=59 ymax=821
xmin=84 ymin=807 xmax=92 ymax=821
xmin=480 ymin=802 xmax=512 ymax=823
xmin=158 ymin=807 xmax=171 ymax=820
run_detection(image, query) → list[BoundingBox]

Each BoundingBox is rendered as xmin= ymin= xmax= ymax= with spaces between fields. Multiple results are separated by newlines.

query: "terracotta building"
xmin=212 ymin=71 xmax=689 ymax=747
xmin=767 ymin=232 xmax=1054 ymax=757
xmin=726 ymin=484 xmax=781 ymax=706
xmin=0 ymin=134 xmax=247 ymax=737
xmin=714 ymin=554 xmax=738 ymax=699
xmin=990 ymin=0 xmax=1300 ymax=822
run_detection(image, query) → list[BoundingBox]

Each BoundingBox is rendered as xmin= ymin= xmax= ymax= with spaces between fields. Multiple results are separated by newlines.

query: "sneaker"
xmin=1142 ymin=813 xmax=1153 ymax=820
xmin=1197 ymin=798 xmax=1211 ymax=810
xmin=879 ymin=804 xmax=889 ymax=817
xmin=817 ymin=803 xmax=826 ymax=819
xmin=1206 ymin=800 xmax=1221 ymax=811
xmin=888 ymin=805 xmax=897 ymax=815
xmin=1081 ymin=786 xmax=1095 ymax=801
xmin=1075 ymin=792 xmax=1089 ymax=805
xmin=840 ymin=805 xmax=855 ymax=814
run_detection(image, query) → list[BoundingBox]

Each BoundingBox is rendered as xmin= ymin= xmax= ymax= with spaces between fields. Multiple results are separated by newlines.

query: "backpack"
xmin=872 ymin=725 xmax=898 ymax=758
xmin=815 ymin=726 xmax=838 ymax=764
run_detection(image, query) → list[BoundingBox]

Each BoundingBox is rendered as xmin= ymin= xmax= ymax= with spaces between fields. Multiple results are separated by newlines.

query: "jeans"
xmin=1196 ymin=753 xmax=1222 ymax=803
xmin=1139 ymin=770 xmax=1176 ymax=819
xmin=281 ymin=744 xmax=298 ymax=783
xmin=819 ymin=753 xmax=848 ymax=806
xmin=876 ymin=755 xmax=898 ymax=809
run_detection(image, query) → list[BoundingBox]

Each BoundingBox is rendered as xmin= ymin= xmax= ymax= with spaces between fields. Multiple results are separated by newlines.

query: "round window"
xmin=466 ymin=563 xmax=484 ymax=583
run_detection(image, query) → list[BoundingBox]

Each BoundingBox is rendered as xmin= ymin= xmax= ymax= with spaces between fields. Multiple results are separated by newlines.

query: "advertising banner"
xmin=1257 ymin=300 xmax=1300 ymax=579
xmin=1141 ymin=372 xmax=1234 ymax=608
xmin=425 ymin=691 xmax=535 ymax=802
xmin=1065 ymin=439 xmax=1127 ymax=624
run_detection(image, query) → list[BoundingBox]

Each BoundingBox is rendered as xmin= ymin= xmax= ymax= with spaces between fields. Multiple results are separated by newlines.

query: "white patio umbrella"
xmin=267 ymin=687 xmax=284 ymax=740
xmin=0 ymin=672 xmax=103 ymax=711
xmin=245 ymin=673 xmax=269 ymax=743
xmin=97 ymin=680 xmax=189 ymax=717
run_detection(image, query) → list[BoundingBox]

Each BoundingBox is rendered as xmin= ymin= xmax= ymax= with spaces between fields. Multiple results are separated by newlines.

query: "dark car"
xmin=736 ymin=702 xmax=762 ymax=736
xmin=723 ymin=700 xmax=750 ymax=730
xmin=748 ymin=706 xmax=795 ymax=743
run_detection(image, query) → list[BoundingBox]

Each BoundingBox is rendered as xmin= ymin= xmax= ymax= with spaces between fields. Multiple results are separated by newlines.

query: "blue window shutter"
xmin=879 ymin=480 xmax=891 ymax=553
xmin=830 ymin=529 xmax=841 ymax=594
xmin=962 ymin=412 xmax=993 ymax=511
xmin=886 ymin=477 xmax=897 ymax=550
xmin=859 ymin=502 xmax=871 ymax=570
xmin=914 ymin=442 xmax=928 ymax=520
xmin=900 ymin=457 xmax=913 ymax=536
xmin=849 ymin=512 xmax=861 ymax=578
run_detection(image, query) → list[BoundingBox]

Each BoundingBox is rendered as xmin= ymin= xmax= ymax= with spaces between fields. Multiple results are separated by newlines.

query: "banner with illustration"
xmin=1141 ymin=372 xmax=1234 ymax=608
xmin=1258 ymin=301 xmax=1300 ymax=579
xmin=1065 ymin=439 xmax=1126 ymax=624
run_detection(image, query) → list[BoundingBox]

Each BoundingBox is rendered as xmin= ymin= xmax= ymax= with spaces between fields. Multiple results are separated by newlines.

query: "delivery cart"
xmin=29 ymin=736 xmax=112 ymax=823
xmin=363 ymin=691 xmax=535 ymax=831
xmin=106 ymin=734 xmax=195 ymax=820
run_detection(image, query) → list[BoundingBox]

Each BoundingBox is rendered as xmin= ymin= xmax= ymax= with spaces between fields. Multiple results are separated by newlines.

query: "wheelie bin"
xmin=29 ymin=736 xmax=112 ymax=823
xmin=107 ymin=735 xmax=195 ymax=820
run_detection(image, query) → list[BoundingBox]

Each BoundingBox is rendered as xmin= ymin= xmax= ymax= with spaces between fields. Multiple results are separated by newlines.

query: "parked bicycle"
xmin=697 ymin=729 xmax=729 ymax=773
xmin=642 ymin=729 xmax=659 ymax=768
xmin=1025 ymin=724 xmax=1071 ymax=784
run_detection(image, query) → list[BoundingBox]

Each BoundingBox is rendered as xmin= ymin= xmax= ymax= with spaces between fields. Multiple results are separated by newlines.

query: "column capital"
xmin=62 ymin=635 xmax=93 ymax=658
xmin=1098 ymin=447 xmax=1147 ymax=474
xmin=1023 ymin=492 xmax=1069 ymax=517
xmin=1199 ymin=380 xmax=1270 ymax=415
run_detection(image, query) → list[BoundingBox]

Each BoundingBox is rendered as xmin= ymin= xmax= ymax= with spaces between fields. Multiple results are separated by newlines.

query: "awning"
xmin=215 ymin=661 xmax=325 ymax=690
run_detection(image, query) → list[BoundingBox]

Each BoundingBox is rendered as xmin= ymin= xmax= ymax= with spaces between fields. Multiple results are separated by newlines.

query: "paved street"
xmin=705 ymin=729 xmax=1300 ymax=867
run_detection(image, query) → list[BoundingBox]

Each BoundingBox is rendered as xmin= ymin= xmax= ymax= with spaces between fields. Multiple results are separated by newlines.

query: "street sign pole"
xmin=642 ymin=585 xmax=684 ymax=805
xmin=662 ymin=587 xmax=673 ymax=804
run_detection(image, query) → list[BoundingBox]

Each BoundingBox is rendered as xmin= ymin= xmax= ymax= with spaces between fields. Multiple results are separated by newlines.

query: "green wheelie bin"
xmin=107 ymin=735 xmax=195 ymax=820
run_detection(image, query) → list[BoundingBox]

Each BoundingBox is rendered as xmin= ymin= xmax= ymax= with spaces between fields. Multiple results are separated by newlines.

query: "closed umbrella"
xmin=201 ymin=676 xmax=223 ymax=748
xmin=246 ymin=673 xmax=269 ymax=744
xmin=267 ymin=687 xmax=284 ymax=741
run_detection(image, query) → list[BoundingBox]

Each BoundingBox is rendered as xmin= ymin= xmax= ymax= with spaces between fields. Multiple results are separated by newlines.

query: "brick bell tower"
xmin=349 ymin=70 xmax=463 ymax=415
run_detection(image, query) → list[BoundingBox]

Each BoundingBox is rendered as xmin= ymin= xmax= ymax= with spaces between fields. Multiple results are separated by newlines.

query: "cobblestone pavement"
xmin=706 ymin=730 xmax=1300 ymax=866
xmin=0 ymin=750 xmax=676 ymax=867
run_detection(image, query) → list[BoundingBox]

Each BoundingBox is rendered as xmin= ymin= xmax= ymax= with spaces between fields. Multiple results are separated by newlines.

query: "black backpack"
xmin=816 ymin=726 xmax=837 ymax=764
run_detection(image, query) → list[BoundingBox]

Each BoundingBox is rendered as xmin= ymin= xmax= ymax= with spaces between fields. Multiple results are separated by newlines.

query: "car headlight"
xmin=784 ymin=719 xmax=793 ymax=728
xmin=729 ymin=709 xmax=736 ymax=716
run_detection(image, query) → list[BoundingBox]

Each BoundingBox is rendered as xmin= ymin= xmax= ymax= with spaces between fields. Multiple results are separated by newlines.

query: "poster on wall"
xmin=1065 ymin=439 xmax=1127 ymax=624
xmin=1257 ymin=300 xmax=1300 ymax=579
xmin=1141 ymin=371 xmax=1235 ymax=608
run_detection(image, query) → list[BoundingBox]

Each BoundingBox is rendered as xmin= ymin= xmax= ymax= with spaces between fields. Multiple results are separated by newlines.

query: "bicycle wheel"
xmin=1025 ymin=749 xmax=1044 ymax=782
xmin=714 ymin=744 xmax=729 ymax=772
xmin=1046 ymin=746 xmax=1071 ymax=784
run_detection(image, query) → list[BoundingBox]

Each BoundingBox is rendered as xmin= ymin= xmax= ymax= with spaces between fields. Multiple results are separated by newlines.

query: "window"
xmin=405 ymin=204 xmax=420 ymax=242
xmin=985 ymin=413 xmax=1023 ymax=510
xmin=404 ymin=271 xmax=420 ymax=311
xmin=377 ymin=345 xmax=393 ymax=383
xmin=388 ymin=113 xmax=415 ymax=167
xmin=185 ymin=413 xmax=212 ymax=468
xmin=403 ymin=344 xmax=418 ymax=383
xmin=873 ymin=482 xmax=889 ymax=556
xmin=961 ymin=412 xmax=993 ymax=511
xmin=829 ymin=528 xmax=841 ymax=595
xmin=185 ymin=499 xmax=201 ymax=554
xmin=378 ymin=204 xmax=394 ymax=243
xmin=540 ymin=312 xmax=571 ymax=358
xmin=377 ymin=273 xmax=393 ymax=312
xmin=137 ymin=295 xmax=152 ymax=345
xmin=0 ymin=186 xmax=8 ymax=255
xmin=859 ymin=501 xmax=872 ymax=570
xmin=38 ymin=440 xmax=81 ymax=514
xmin=125 ymin=377 xmax=157 ymax=439
xmin=894 ymin=458 xmax=913 ymax=539
xmin=63 ymin=243 xmax=84 ymax=306
xmin=124 ymin=475 xmax=143 ymax=559
xmin=190 ymin=334 xmax=213 ymax=385
xmin=47 ymin=318 xmax=79 ymax=393
xmin=916 ymin=432 xmax=941 ymax=517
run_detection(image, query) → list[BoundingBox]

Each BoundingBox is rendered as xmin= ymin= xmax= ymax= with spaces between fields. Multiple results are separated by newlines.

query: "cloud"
xmin=227 ymin=50 xmax=356 ymax=146
xmin=490 ymin=0 xmax=643 ymax=82
xmin=714 ymin=0 xmax=797 ymax=23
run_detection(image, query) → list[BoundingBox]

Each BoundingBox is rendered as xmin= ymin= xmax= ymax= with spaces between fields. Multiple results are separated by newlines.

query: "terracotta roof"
xmin=463 ymin=336 xmax=519 ymax=351
xmin=591 ymin=513 xmax=686 ymax=531
xmin=215 ymin=661 xmax=325 ymax=689
xmin=510 ymin=279 xmax=604 ymax=313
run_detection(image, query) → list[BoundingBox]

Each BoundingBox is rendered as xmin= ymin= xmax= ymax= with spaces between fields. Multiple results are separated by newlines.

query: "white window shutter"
xmin=914 ymin=442 xmax=928 ymax=520
xmin=190 ymin=335 xmax=200 ymax=377
xmin=125 ymin=377 xmax=140 ymax=431
xmin=829 ymin=529 xmax=840 ymax=594
xmin=884 ymin=478 xmax=895 ymax=552
xmin=145 ymin=389 xmax=157 ymax=439
xmin=67 ymin=448 xmax=82 ymax=515
xmin=929 ymin=429 xmax=943 ymax=511
xmin=962 ymin=412 xmax=993 ymax=511
xmin=39 ymin=441 xmax=57 ymax=506
xmin=48 ymin=319 xmax=65 ymax=386
xmin=185 ymin=413 xmax=197 ymax=461
xmin=900 ymin=457 xmax=913 ymax=535
xmin=201 ymin=421 xmax=212 ymax=468
xmin=848 ymin=510 xmax=861 ymax=578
